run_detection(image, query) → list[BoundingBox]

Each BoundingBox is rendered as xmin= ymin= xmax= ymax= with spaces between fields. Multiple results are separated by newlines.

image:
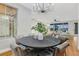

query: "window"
xmin=0 ymin=4 xmax=17 ymax=37
xmin=50 ymin=23 xmax=68 ymax=32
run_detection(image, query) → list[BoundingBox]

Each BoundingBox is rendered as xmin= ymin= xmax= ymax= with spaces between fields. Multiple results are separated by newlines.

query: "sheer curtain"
xmin=0 ymin=4 xmax=17 ymax=37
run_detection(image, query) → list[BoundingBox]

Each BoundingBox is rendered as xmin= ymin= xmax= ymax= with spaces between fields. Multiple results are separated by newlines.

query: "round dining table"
xmin=17 ymin=36 xmax=61 ymax=48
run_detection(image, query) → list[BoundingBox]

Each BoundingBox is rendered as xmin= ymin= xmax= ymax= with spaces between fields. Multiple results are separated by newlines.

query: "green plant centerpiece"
xmin=32 ymin=22 xmax=48 ymax=35
xmin=31 ymin=22 xmax=48 ymax=40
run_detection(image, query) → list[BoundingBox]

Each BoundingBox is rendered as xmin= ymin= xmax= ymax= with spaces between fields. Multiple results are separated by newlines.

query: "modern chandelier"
xmin=33 ymin=3 xmax=54 ymax=13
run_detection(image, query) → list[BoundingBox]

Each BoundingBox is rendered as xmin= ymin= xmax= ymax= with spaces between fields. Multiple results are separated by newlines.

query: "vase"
xmin=31 ymin=30 xmax=43 ymax=40
xmin=31 ymin=30 xmax=38 ymax=39
xmin=37 ymin=32 xmax=43 ymax=40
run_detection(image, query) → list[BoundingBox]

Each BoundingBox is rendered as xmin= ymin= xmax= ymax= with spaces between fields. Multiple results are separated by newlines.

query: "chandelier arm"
xmin=33 ymin=4 xmax=35 ymax=11
xmin=36 ymin=3 xmax=39 ymax=11
xmin=42 ymin=3 xmax=44 ymax=10
xmin=45 ymin=3 xmax=52 ymax=10
xmin=38 ymin=3 xmax=43 ymax=10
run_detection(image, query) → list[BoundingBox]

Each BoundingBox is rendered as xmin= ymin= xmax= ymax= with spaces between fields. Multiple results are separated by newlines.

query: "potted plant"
xmin=31 ymin=22 xmax=48 ymax=40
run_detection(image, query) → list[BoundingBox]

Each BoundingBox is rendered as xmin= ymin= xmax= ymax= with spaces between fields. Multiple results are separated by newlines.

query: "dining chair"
xmin=9 ymin=37 xmax=24 ymax=56
xmin=38 ymin=49 xmax=53 ymax=56
xmin=10 ymin=43 xmax=23 ymax=56
xmin=53 ymin=40 xmax=69 ymax=56
xmin=41 ymin=48 xmax=56 ymax=56
xmin=27 ymin=48 xmax=54 ymax=56
xmin=59 ymin=37 xmax=69 ymax=44
xmin=14 ymin=35 xmax=33 ymax=56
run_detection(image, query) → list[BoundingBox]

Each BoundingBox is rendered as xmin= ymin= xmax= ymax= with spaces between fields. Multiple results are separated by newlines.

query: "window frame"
xmin=0 ymin=4 xmax=17 ymax=37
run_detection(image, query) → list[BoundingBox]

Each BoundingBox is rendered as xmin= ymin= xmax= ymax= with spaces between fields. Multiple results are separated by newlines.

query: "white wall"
xmin=0 ymin=3 xmax=78 ymax=52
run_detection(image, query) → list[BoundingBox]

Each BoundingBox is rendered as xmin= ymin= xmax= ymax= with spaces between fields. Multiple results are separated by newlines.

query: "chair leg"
xmin=64 ymin=50 xmax=66 ymax=56
xmin=53 ymin=48 xmax=58 ymax=56
xmin=16 ymin=47 xmax=24 ymax=56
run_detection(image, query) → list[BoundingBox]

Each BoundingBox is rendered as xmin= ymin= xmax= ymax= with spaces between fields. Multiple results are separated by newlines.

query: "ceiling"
xmin=20 ymin=3 xmax=35 ymax=10
xmin=20 ymin=3 xmax=55 ymax=11
xmin=20 ymin=3 xmax=78 ymax=11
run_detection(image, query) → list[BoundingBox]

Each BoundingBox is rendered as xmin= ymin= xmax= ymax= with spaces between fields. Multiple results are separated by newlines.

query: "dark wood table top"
xmin=17 ymin=36 xmax=61 ymax=48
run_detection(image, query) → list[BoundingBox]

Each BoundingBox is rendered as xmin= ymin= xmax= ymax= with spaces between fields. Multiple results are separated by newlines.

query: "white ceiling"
xmin=20 ymin=3 xmax=34 ymax=10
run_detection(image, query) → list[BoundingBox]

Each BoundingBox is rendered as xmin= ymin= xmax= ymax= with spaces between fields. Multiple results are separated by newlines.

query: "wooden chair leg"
xmin=53 ymin=48 xmax=58 ymax=56
xmin=64 ymin=50 xmax=66 ymax=56
xmin=15 ymin=47 xmax=23 ymax=56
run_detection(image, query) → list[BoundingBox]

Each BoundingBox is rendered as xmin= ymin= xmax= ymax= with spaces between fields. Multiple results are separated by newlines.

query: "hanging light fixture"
xmin=33 ymin=3 xmax=54 ymax=13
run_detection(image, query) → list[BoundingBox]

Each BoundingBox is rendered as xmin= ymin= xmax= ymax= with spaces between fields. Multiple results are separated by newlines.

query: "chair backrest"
xmin=10 ymin=39 xmax=24 ymax=56
xmin=9 ymin=37 xmax=17 ymax=47
xmin=8 ymin=37 xmax=18 ymax=55
xmin=10 ymin=43 xmax=17 ymax=55
xmin=56 ymin=41 xmax=69 ymax=50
